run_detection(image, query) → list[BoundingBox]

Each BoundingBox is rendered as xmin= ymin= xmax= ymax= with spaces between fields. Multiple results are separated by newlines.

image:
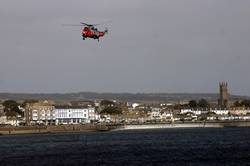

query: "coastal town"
xmin=0 ymin=82 xmax=250 ymax=129
xmin=1 ymin=1 xmax=249 ymax=165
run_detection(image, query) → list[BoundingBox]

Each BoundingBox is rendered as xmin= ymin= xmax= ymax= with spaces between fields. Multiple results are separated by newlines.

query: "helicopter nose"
xmin=82 ymin=31 xmax=86 ymax=36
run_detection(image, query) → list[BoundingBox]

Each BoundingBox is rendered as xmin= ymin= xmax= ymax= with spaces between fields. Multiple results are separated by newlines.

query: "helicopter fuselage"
xmin=82 ymin=27 xmax=106 ymax=41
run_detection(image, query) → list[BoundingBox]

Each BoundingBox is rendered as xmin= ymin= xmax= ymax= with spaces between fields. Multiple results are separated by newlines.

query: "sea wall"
xmin=0 ymin=124 xmax=110 ymax=135
xmin=1 ymin=121 xmax=250 ymax=135
xmin=120 ymin=121 xmax=250 ymax=130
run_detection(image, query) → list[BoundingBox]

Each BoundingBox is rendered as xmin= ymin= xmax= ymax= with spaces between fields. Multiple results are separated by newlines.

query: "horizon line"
xmin=0 ymin=91 xmax=247 ymax=97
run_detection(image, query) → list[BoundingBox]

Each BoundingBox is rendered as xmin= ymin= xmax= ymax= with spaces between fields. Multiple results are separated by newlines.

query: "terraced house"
xmin=0 ymin=103 xmax=4 ymax=116
xmin=24 ymin=100 xmax=55 ymax=125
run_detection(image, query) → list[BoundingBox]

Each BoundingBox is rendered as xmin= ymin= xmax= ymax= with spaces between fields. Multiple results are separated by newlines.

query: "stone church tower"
xmin=218 ymin=82 xmax=229 ymax=109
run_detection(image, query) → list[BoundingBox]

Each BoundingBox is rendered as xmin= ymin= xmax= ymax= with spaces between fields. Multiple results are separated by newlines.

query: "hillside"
xmin=0 ymin=92 xmax=248 ymax=103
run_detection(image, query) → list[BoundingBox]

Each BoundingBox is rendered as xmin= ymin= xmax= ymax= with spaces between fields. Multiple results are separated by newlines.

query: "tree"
xmin=188 ymin=100 xmax=197 ymax=108
xmin=100 ymin=100 xmax=115 ymax=107
xmin=233 ymin=100 xmax=242 ymax=107
xmin=241 ymin=100 xmax=250 ymax=107
xmin=207 ymin=111 xmax=216 ymax=116
xmin=2 ymin=100 xmax=21 ymax=116
xmin=21 ymin=99 xmax=38 ymax=107
xmin=198 ymin=99 xmax=210 ymax=109
xmin=100 ymin=106 xmax=122 ymax=115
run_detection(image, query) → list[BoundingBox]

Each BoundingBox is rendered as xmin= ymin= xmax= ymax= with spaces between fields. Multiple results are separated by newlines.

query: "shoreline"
xmin=0 ymin=130 xmax=98 ymax=137
xmin=1 ymin=121 xmax=250 ymax=135
xmin=0 ymin=124 xmax=111 ymax=136
xmin=116 ymin=121 xmax=250 ymax=131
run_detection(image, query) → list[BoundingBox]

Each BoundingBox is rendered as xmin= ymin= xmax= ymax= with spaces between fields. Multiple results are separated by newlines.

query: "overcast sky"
xmin=0 ymin=0 xmax=250 ymax=95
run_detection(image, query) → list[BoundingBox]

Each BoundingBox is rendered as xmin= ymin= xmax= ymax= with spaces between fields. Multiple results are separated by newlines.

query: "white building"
xmin=55 ymin=106 xmax=97 ymax=125
xmin=180 ymin=109 xmax=192 ymax=114
xmin=180 ymin=109 xmax=201 ymax=115
xmin=161 ymin=111 xmax=173 ymax=121
xmin=88 ymin=107 xmax=96 ymax=120
xmin=211 ymin=109 xmax=229 ymax=115
xmin=192 ymin=110 xmax=202 ymax=115
xmin=0 ymin=104 xmax=4 ymax=116
xmin=149 ymin=110 xmax=161 ymax=120
xmin=132 ymin=103 xmax=140 ymax=109
xmin=0 ymin=115 xmax=24 ymax=126
xmin=0 ymin=116 xmax=7 ymax=124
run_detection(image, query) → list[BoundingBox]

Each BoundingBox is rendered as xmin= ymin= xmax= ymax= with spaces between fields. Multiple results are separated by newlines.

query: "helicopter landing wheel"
xmin=82 ymin=37 xmax=85 ymax=40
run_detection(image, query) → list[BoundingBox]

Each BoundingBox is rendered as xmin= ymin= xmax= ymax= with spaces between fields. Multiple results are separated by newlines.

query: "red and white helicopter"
xmin=63 ymin=21 xmax=108 ymax=42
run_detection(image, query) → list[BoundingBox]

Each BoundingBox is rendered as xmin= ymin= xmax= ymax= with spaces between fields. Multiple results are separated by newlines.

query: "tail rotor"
xmin=105 ymin=27 xmax=108 ymax=34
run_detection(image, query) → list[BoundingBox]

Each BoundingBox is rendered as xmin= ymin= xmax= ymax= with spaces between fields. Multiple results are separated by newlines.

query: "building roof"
xmin=54 ymin=105 xmax=91 ymax=109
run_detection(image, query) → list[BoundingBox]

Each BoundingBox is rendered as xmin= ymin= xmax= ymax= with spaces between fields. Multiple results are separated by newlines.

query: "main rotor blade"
xmin=93 ymin=20 xmax=112 ymax=26
xmin=62 ymin=24 xmax=84 ymax=26
xmin=80 ymin=22 xmax=93 ymax=26
xmin=80 ymin=20 xmax=112 ymax=27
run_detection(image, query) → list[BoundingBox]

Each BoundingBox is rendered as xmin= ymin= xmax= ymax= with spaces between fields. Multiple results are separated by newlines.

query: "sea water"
xmin=0 ymin=128 xmax=249 ymax=166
